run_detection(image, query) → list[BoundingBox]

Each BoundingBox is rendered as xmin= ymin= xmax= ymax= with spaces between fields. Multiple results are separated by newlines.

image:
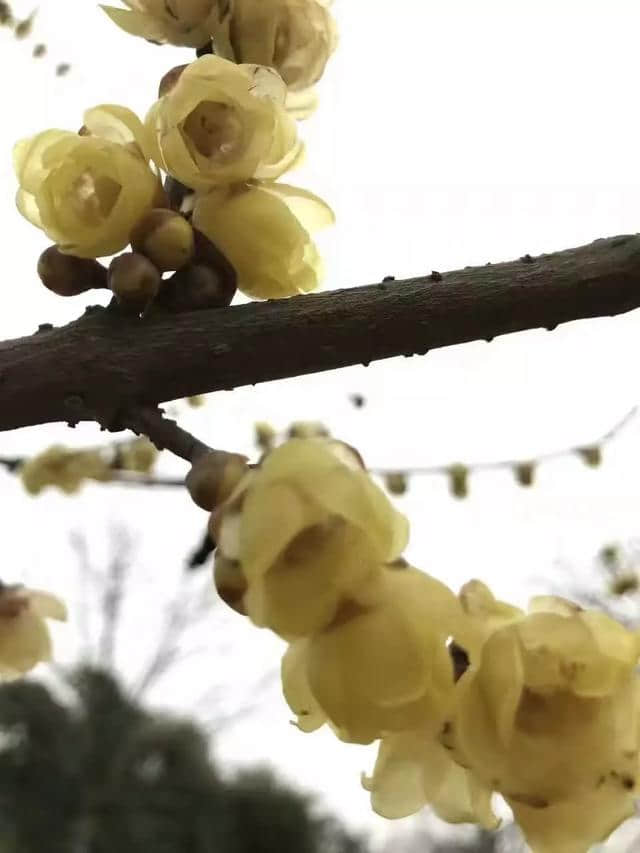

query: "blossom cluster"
xmin=203 ymin=437 xmax=640 ymax=853
xmin=14 ymin=0 xmax=336 ymax=307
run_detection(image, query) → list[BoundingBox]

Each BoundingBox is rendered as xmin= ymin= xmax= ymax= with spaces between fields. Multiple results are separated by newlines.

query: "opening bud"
xmin=130 ymin=208 xmax=195 ymax=272
xmin=108 ymin=252 xmax=161 ymax=314
xmin=37 ymin=246 xmax=108 ymax=296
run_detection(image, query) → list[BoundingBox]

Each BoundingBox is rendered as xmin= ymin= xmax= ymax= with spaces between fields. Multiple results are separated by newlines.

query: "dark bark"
xmin=1 ymin=234 xmax=640 ymax=433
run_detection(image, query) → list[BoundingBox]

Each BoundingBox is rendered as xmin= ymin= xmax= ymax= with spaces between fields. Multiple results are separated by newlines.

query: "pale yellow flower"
xmin=362 ymin=726 xmax=497 ymax=828
xmin=14 ymin=105 xmax=160 ymax=258
xmin=20 ymin=446 xmax=113 ymax=495
xmin=101 ymin=0 xmax=227 ymax=48
xmin=212 ymin=438 xmax=408 ymax=636
xmin=0 ymin=585 xmax=67 ymax=677
xmin=193 ymin=181 xmax=333 ymax=299
xmin=509 ymin=786 xmax=637 ymax=853
xmin=302 ymin=568 xmax=468 ymax=744
xmin=449 ymin=597 xmax=640 ymax=851
xmin=117 ymin=437 xmax=158 ymax=474
xmin=212 ymin=0 xmax=338 ymax=117
xmin=146 ymin=56 xmax=302 ymax=191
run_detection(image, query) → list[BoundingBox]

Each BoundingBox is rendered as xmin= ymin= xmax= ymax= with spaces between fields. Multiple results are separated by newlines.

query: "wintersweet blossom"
xmin=212 ymin=438 xmax=408 ymax=636
xmin=300 ymin=568 xmax=469 ymax=744
xmin=193 ymin=181 xmax=333 ymax=298
xmin=0 ymin=585 xmax=67 ymax=677
xmin=212 ymin=0 xmax=337 ymax=117
xmin=146 ymin=56 xmax=302 ymax=190
xmin=14 ymin=105 xmax=160 ymax=258
xmin=101 ymin=0 xmax=227 ymax=48
xmin=449 ymin=595 xmax=640 ymax=853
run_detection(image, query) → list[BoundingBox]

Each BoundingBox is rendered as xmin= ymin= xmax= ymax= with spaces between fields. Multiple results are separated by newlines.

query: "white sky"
xmin=2 ymin=0 xmax=640 ymax=848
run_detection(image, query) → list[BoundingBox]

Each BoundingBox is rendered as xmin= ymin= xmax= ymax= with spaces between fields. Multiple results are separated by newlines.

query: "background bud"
xmin=37 ymin=246 xmax=108 ymax=296
xmin=108 ymin=252 xmax=161 ymax=314
xmin=448 ymin=464 xmax=469 ymax=499
xmin=130 ymin=208 xmax=195 ymax=272
xmin=384 ymin=471 xmax=408 ymax=496
xmin=186 ymin=451 xmax=249 ymax=511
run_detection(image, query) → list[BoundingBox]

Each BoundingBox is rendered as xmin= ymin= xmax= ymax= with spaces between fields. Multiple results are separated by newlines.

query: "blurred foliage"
xmin=0 ymin=666 xmax=367 ymax=853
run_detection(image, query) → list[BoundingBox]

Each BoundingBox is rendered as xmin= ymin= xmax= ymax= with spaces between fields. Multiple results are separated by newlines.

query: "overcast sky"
xmin=2 ymin=0 xmax=640 ymax=847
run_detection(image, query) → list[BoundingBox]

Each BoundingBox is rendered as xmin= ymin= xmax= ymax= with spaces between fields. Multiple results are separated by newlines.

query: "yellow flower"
xmin=20 ymin=446 xmax=113 ymax=495
xmin=509 ymin=787 xmax=637 ymax=853
xmin=117 ymin=437 xmax=158 ymax=474
xmin=0 ymin=585 xmax=67 ymax=677
xmin=193 ymin=181 xmax=333 ymax=298
xmin=301 ymin=568 xmax=468 ymax=744
xmin=146 ymin=56 xmax=302 ymax=191
xmin=362 ymin=726 xmax=497 ymax=828
xmin=450 ymin=596 xmax=640 ymax=851
xmin=14 ymin=105 xmax=160 ymax=258
xmin=212 ymin=438 xmax=409 ymax=636
xmin=101 ymin=0 xmax=227 ymax=48
xmin=281 ymin=639 xmax=327 ymax=732
xmin=212 ymin=0 xmax=338 ymax=117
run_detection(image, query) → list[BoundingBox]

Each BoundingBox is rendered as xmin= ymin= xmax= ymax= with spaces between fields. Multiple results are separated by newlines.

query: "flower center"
xmin=69 ymin=170 xmax=121 ymax=226
xmin=182 ymin=101 xmax=244 ymax=162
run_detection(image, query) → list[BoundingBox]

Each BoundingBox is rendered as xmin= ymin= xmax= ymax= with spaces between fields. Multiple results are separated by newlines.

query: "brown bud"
xmin=186 ymin=451 xmax=249 ymax=511
xmin=213 ymin=554 xmax=247 ymax=616
xmin=158 ymin=64 xmax=188 ymax=97
xmin=578 ymin=445 xmax=602 ymax=468
xmin=37 ymin=246 xmax=108 ymax=296
xmin=514 ymin=462 xmax=535 ymax=487
xmin=160 ymin=262 xmax=236 ymax=312
xmin=384 ymin=471 xmax=408 ymax=496
xmin=448 ymin=464 xmax=469 ymax=499
xmin=130 ymin=208 xmax=194 ymax=272
xmin=108 ymin=253 xmax=160 ymax=314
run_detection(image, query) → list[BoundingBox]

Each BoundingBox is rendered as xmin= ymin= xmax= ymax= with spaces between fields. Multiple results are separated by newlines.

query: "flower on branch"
xmin=146 ymin=56 xmax=303 ymax=190
xmin=0 ymin=584 xmax=66 ymax=677
xmin=212 ymin=0 xmax=338 ymax=118
xmin=101 ymin=0 xmax=229 ymax=49
xmin=449 ymin=594 xmax=640 ymax=853
xmin=20 ymin=445 xmax=113 ymax=495
xmin=193 ymin=181 xmax=333 ymax=298
xmin=212 ymin=437 xmax=409 ymax=638
xmin=14 ymin=105 xmax=161 ymax=258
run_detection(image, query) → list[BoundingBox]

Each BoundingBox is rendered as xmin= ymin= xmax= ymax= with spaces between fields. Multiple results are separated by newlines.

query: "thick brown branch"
xmin=2 ymin=234 xmax=640 ymax=433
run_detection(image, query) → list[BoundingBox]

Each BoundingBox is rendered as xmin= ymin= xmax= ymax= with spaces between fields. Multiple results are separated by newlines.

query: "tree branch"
xmin=2 ymin=234 xmax=640 ymax=433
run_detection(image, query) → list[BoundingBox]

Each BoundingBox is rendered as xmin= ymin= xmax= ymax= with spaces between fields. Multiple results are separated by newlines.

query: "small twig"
xmin=118 ymin=405 xmax=212 ymax=463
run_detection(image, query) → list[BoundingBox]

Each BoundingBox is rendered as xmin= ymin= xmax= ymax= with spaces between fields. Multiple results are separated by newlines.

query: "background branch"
xmin=1 ymin=234 xmax=640 ymax=433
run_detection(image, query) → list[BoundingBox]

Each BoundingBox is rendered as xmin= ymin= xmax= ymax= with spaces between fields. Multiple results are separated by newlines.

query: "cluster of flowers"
xmin=189 ymin=436 xmax=640 ymax=853
xmin=14 ymin=0 xmax=336 ymax=309
xmin=20 ymin=436 xmax=158 ymax=495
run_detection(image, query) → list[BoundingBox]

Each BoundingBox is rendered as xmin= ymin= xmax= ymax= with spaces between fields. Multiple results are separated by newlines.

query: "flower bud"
xmin=384 ymin=471 xmax=408 ymax=496
xmin=108 ymin=252 xmax=161 ymax=314
xmin=514 ymin=461 xmax=535 ymax=487
xmin=254 ymin=421 xmax=277 ymax=453
xmin=160 ymin=261 xmax=236 ymax=312
xmin=186 ymin=451 xmax=249 ymax=511
xmin=448 ymin=464 xmax=469 ymax=499
xmin=158 ymin=64 xmax=188 ymax=97
xmin=130 ymin=209 xmax=195 ymax=272
xmin=213 ymin=554 xmax=248 ymax=615
xmin=578 ymin=445 xmax=602 ymax=467
xmin=37 ymin=245 xmax=108 ymax=296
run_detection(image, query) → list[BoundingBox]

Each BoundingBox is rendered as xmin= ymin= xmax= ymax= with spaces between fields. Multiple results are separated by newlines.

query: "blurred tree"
xmin=0 ymin=666 xmax=367 ymax=853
